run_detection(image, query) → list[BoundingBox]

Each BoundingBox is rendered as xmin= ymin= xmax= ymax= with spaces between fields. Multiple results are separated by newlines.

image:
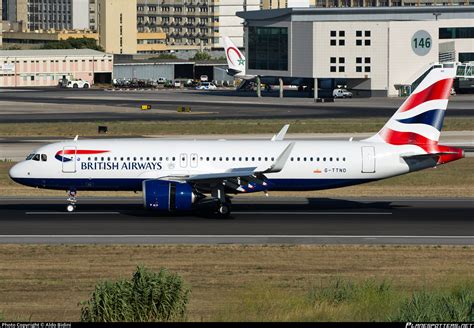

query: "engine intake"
xmin=143 ymin=180 xmax=195 ymax=211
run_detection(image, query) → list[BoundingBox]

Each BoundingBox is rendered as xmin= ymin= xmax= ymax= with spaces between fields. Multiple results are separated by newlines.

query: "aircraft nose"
xmin=9 ymin=162 xmax=27 ymax=181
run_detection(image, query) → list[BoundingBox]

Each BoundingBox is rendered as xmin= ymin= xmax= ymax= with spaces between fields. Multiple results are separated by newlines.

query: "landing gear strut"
xmin=66 ymin=190 xmax=77 ymax=212
xmin=211 ymin=185 xmax=232 ymax=217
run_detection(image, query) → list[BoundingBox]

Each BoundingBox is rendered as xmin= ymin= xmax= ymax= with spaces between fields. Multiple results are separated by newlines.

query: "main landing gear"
xmin=66 ymin=190 xmax=77 ymax=212
xmin=211 ymin=185 xmax=232 ymax=217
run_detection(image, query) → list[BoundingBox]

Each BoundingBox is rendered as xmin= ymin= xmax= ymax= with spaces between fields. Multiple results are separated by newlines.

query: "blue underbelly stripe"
xmin=11 ymin=177 xmax=375 ymax=192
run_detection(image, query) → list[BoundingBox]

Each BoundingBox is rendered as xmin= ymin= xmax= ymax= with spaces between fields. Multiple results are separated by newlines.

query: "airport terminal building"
xmin=238 ymin=6 xmax=474 ymax=96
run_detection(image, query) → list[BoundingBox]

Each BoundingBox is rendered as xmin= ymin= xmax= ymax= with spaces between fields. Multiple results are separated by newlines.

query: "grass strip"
xmin=0 ymin=244 xmax=472 ymax=321
xmin=0 ymin=117 xmax=472 ymax=137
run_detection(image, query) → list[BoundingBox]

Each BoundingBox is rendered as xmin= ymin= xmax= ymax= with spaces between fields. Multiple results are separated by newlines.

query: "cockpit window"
xmin=33 ymin=154 xmax=40 ymax=161
xmin=41 ymin=154 xmax=47 ymax=161
xmin=26 ymin=154 xmax=35 ymax=160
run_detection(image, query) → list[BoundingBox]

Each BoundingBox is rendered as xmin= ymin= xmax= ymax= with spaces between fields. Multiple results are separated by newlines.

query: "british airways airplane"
xmin=9 ymin=67 xmax=464 ymax=216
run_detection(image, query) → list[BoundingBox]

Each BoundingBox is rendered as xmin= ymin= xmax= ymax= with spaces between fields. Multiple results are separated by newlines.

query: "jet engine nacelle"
xmin=143 ymin=180 xmax=195 ymax=211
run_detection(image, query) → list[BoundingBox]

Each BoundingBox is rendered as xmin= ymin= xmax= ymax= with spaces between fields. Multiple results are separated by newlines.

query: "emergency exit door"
xmin=361 ymin=146 xmax=375 ymax=173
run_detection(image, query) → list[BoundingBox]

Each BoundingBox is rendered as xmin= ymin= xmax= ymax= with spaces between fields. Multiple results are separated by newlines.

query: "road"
xmin=0 ymin=88 xmax=473 ymax=122
xmin=0 ymin=197 xmax=472 ymax=245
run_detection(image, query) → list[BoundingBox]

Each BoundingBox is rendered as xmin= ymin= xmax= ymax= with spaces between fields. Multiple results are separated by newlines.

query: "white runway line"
xmin=233 ymin=211 xmax=392 ymax=215
xmin=0 ymin=235 xmax=472 ymax=239
xmin=25 ymin=212 xmax=121 ymax=215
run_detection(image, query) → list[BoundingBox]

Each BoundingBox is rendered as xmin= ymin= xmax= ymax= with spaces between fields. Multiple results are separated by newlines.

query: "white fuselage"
xmin=9 ymin=138 xmax=422 ymax=192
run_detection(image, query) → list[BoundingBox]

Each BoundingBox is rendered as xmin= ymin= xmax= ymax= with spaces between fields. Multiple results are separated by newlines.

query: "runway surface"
xmin=0 ymin=197 xmax=472 ymax=245
xmin=0 ymin=88 xmax=473 ymax=122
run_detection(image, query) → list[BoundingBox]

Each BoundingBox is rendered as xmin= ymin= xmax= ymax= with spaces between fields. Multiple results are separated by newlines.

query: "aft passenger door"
xmin=361 ymin=146 xmax=375 ymax=173
xmin=62 ymin=146 xmax=77 ymax=173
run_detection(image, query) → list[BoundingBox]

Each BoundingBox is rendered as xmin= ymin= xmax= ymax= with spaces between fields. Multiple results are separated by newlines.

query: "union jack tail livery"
xmin=365 ymin=67 xmax=463 ymax=164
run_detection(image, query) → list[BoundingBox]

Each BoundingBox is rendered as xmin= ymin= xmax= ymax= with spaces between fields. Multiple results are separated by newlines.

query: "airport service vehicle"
xmin=200 ymin=75 xmax=209 ymax=82
xmin=9 ymin=68 xmax=464 ymax=216
xmin=196 ymin=82 xmax=217 ymax=90
xmin=157 ymin=77 xmax=167 ymax=84
xmin=66 ymin=79 xmax=90 ymax=89
xmin=333 ymin=88 xmax=353 ymax=98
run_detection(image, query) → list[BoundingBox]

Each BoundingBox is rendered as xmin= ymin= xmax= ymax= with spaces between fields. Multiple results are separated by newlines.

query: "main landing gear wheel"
xmin=215 ymin=201 xmax=231 ymax=218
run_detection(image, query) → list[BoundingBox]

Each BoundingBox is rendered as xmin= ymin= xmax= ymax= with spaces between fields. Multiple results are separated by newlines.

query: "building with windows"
xmin=0 ymin=49 xmax=113 ymax=87
xmin=97 ymin=0 xmax=137 ymax=54
xmin=262 ymin=0 xmax=474 ymax=10
xmin=136 ymin=0 xmax=259 ymax=52
xmin=2 ymin=0 xmax=91 ymax=31
xmin=238 ymin=6 xmax=474 ymax=96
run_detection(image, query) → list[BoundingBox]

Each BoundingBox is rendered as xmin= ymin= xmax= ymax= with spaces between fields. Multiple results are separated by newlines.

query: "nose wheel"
xmin=66 ymin=190 xmax=77 ymax=212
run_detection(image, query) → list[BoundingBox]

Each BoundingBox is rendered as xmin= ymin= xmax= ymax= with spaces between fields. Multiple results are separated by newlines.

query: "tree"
xmin=42 ymin=37 xmax=104 ymax=51
xmin=191 ymin=51 xmax=212 ymax=61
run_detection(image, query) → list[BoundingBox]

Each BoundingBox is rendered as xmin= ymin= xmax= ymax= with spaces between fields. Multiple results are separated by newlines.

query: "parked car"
xmin=66 ymin=79 xmax=90 ymax=89
xmin=157 ymin=77 xmax=167 ymax=84
xmin=196 ymin=82 xmax=217 ymax=90
xmin=333 ymin=88 xmax=352 ymax=98
xmin=200 ymin=75 xmax=209 ymax=82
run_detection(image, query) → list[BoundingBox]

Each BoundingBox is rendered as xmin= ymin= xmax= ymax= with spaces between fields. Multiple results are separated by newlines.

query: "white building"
xmin=238 ymin=6 xmax=474 ymax=96
xmin=218 ymin=0 xmax=260 ymax=48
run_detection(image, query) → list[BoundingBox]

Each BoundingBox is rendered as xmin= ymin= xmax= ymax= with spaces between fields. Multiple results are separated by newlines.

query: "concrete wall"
xmin=291 ymin=22 xmax=313 ymax=78
xmin=72 ymin=0 xmax=90 ymax=30
xmin=98 ymin=0 xmax=137 ymax=54
xmin=218 ymin=0 xmax=260 ymax=48
xmin=113 ymin=63 xmax=174 ymax=81
xmin=387 ymin=21 xmax=439 ymax=96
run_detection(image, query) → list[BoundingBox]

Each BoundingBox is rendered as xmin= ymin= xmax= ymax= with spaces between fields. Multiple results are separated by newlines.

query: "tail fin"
xmin=223 ymin=36 xmax=246 ymax=75
xmin=365 ymin=67 xmax=455 ymax=152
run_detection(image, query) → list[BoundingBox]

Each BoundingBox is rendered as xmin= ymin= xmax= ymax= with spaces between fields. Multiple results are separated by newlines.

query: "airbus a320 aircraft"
xmin=9 ymin=67 xmax=463 ymax=216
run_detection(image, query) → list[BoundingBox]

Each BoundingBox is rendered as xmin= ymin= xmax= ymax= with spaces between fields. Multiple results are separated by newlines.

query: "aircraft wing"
xmin=160 ymin=142 xmax=295 ymax=191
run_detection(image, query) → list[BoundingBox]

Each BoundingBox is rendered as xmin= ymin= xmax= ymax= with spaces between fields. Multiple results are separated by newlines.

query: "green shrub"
xmin=80 ymin=266 xmax=190 ymax=322
xmin=191 ymin=51 xmax=212 ymax=61
xmin=392 ymin=287 xmax=474 ymax=322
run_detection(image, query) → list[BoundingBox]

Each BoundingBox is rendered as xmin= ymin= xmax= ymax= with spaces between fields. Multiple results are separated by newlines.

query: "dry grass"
xmin=0 ymin=117 xmax=472 ymax=137
xmin=1 ymin=157 xmax=472 ymax=198
xmin=0 ymin=244 xmax=472 ymax=321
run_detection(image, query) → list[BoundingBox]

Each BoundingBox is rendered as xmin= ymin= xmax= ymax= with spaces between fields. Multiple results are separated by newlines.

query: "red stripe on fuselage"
xmin=57 ymin=150 xmax=109 ymax=155
xmin=398 ymin=78 xmax=453 ymax=113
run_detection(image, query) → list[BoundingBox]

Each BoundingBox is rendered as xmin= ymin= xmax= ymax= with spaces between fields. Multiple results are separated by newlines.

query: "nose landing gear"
xmin=66 ymin=190 xmax=77 ymax=212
